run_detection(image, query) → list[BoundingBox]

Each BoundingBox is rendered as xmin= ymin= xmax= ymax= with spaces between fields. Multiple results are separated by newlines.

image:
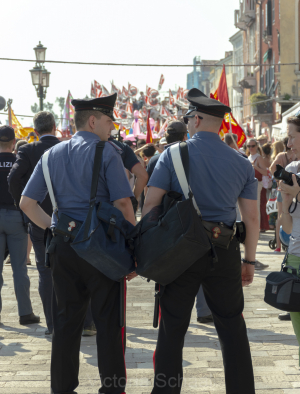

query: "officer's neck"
xmin=0 ymin=147 xmax=13 ymax=153
xmin=189 ymin=129 xmax=219 ymax=137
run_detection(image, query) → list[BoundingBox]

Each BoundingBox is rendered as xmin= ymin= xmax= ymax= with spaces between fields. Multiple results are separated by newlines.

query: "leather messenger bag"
xmin=133 ymin=142 xmax=213 ymax=286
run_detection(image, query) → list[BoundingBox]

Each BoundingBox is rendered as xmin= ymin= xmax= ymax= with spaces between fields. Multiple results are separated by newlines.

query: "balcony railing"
xmin=234 ymin=0 xmax=255 ymax=31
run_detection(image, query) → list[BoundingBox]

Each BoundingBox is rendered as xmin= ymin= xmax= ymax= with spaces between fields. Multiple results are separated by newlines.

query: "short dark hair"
xmin=287 ymin=116 xmax=300 ymax=133
xmin=137 ymin=139 xmax=146 ymax=148
xmin=15 ymin=140 xmax=27 ymax=152
xmin=142 ymin=145 xmax=156 ymax=158
xmin=224 ymin=133 xmax=238 ymax=146
xmin=262 ymin=143 xmax=271 ymax=156
xmin=33 ymin=111 xmax=56 ymax=135
xmin=74 ymin=110 xmax=102 ymax=130
xmin=165 ymin=131 xmax=186 ymax=144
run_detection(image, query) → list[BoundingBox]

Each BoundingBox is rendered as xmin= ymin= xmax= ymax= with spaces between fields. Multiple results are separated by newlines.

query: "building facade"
xmin=234 ymin=0 xmax=300 ymax=138
xmin=230 ymin=30 xmax=244 ymax=123
xmin=186 ymin=57 xmax=218 ymax=92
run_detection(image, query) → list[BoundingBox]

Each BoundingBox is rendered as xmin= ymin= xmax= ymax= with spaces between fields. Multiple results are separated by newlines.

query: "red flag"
xmin=91 ymin=83 xmax=96 ymax=98
xmin=211 ymin=65 xmax=246 ymax=148
xmin=122 ymin=86 xmax=128 ymax=97
xmin=94 ymin=80 xmax=101 ymax=90
xmin=169 ymin=89 xmax=175 ymax=106
xmin=102 ymin=85 xmax=110 ymax=96
xmin=146 ymin=111 xmax=153 ymax=143
xmin=111 ymin=82 xmax=118 ymax=94
xmin=158 ymin=74 xmax=165 ymax=90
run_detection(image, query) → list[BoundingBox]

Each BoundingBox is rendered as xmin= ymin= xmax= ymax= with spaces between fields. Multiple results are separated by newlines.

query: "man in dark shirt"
xmin=0 ymin=126 xmax=39 ymax=325
xmin=8 ymin=112 xmax=60 ymax=335
xmin=146 ymin=120 xmax=188 ymax=179
xmin=108 ymin=137 xmax=149 ymax=202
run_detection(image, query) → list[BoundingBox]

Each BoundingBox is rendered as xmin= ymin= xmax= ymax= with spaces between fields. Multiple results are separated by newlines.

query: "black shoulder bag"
xmin=133 ymin=141 xmax=213 ymax=286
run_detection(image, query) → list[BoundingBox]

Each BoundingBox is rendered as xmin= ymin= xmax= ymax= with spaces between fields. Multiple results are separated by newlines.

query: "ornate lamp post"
xmin=29 ymin=42 xmax=50 ymax=111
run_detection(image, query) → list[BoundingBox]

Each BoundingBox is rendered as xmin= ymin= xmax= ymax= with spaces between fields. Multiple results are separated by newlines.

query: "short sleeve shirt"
xmin=22 ymin=131 xmax=133 ymax=226
xmin=108 ymin=139 xmax=140 ymax=172
xmin=146 ymin=154 xmax=161 ymax=179
xmin=148 ymin=131 xmax=257 ymax=227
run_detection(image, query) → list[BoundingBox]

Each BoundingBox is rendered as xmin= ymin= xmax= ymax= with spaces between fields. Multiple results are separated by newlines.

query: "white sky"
xmin=0 ymin=0 xmax=239 ymax=127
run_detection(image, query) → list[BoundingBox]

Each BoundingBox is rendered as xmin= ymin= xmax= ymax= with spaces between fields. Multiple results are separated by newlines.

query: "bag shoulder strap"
xmin=90 ymin=141 xmax=106 ymax=203
xmin=83 ymin=141 xmax=106 ymax=238
xmin=170 ymin=142 xmax=201 ymax=216
xmin=42 ymin=150 xmax=59 ymax=219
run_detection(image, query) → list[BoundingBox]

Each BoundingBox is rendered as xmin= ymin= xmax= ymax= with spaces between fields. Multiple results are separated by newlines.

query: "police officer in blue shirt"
xmin=20 ymin=94 xmax=136 ymax=394
xmin=143 ymin=88 xmax=259 ymax=394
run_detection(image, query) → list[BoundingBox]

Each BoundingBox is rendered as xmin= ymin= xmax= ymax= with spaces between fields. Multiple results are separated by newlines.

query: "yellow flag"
xmin=10 ymin=109 xmax=31 ymax=139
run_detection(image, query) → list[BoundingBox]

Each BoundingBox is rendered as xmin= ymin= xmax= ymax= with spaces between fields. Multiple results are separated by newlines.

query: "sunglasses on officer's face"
xmin=247 ymin=144 xmax=256 ymax=148
xmin=183 ymin=114 xmax=203 ymax=125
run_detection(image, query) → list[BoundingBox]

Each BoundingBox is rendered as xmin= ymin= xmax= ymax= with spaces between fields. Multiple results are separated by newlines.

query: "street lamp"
xmin=29 ymin=42 xmax=50 ymax=111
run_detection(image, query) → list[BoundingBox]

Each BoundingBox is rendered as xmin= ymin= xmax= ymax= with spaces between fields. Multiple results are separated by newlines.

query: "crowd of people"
xmin=1 ymin=88 xmax=300 ymax=394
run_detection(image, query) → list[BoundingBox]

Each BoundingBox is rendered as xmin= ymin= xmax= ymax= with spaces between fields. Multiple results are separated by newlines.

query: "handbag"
xmin=133 ymin=141 xmax=212 ymax=286
xmin=262 ymin=169 xmax=273 ymax=189
xmin=264 ymin=253 xmax=300 ymax=312
xmin=42 ymin=142 xmax=135 ymax=282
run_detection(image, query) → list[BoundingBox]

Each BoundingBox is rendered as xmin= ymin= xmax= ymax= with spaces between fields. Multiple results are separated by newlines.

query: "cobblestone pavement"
xmin=1 ymin=231 xmax=300 ymax=394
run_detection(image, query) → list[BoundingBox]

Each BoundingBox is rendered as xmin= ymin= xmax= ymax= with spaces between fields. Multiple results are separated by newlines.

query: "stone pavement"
xmin=1 ymin=231 xmax=300 ymax=394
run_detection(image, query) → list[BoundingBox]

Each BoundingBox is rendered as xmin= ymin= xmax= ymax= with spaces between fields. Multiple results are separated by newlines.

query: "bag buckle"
xmin=110 ymin=217 xmax=116 ymax=226
xmin=107 ymin=215 xmax=117 ymax=242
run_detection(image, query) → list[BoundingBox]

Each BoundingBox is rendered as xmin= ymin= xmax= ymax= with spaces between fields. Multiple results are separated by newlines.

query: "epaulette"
xmin=108 ymin=140 xmax=123 ymax=155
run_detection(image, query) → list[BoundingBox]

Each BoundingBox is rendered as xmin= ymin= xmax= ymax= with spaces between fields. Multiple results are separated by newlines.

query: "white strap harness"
xmin=42 ymin=150 xmax=58 ymax=218
xmin=169 ymin=143 xmax=201 ymax=216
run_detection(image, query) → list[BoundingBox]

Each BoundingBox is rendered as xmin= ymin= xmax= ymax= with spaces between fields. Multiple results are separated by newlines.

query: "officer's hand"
xmin=126 ymin=272 xmax=138 ymax=281
xmin=241 ymin=263 xmax=255 ymax=287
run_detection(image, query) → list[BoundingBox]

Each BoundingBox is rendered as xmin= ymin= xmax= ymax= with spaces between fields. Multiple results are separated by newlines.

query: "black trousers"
xmin=29 ymin=224 xmax=53 ymax=332
xmin=152 ymin=237 xmax=255 ymax=394
xmin=49 ymin=235 xmax=126 ymax=394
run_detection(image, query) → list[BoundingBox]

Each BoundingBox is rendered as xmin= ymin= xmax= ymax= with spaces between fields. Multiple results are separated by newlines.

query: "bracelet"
xmin=242 ymin=258 xmax=256 ymax=266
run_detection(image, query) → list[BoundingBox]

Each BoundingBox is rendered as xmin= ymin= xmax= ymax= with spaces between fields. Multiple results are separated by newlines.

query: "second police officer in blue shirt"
xmin=143 ymin=88 xmax=259 ymax=394
xmin=20 ymin=94 xmax=136 ymax=394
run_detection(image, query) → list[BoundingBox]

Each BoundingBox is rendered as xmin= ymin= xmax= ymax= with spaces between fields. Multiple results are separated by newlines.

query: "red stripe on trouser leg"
xmin=121 ymin=277 xmax=127 ymax=380
xmin=152 ymin=305 xmax=162 ymax=369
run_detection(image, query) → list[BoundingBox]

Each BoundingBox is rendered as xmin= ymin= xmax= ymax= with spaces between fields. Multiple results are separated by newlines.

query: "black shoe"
xmin=197 ymin=315 xmax=213 ymax=324
xmin=82 ymin=323 xmax=97 ymax=337
xmin=278 ymin=312 xmax=291 ymax=321
xmin=45 ymin=328 xmax=53 ymax=336
xmin=255 ymin=260 xmax=269 ymax=271
xmin=19 ymin=313 xmax=40 ymax=325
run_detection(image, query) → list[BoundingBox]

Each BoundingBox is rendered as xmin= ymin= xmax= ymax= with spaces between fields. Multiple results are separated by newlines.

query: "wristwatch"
xmin=242 ymin=258 xmax=256 ymax=266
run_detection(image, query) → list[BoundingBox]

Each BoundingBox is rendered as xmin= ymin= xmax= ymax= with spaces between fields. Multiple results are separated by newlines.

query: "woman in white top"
xmin=278 ymin=113 xmax=300 ymax=364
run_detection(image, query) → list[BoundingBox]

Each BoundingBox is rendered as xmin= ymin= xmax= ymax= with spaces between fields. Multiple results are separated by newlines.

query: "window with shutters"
xmin=262 ymin=9 xmax=264 ymax=31
xmin=272 ymin=0 xmax=275 ymax=23
xmin=267 ymin=0 xmax=272 ymax=35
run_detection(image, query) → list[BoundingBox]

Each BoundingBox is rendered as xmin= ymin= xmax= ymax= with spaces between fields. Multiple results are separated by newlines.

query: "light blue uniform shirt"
xmin=148 ymin=131 xmax=257 ymax=227
xmin=22 ymin=131 xmax=133 ymax=226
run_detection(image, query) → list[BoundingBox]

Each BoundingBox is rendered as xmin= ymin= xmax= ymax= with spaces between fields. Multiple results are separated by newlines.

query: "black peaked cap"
xmin=185 ymin=88 xmax=231 ymax=119
xmin=71 ymin=93 xmax=117 ymax=121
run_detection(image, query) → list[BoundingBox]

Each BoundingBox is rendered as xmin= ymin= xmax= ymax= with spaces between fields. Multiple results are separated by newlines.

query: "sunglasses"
xmin=247 ymin=144 xmax=257 ymax=148
xmin=183 ymin=114 xmax=203 ymax=125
